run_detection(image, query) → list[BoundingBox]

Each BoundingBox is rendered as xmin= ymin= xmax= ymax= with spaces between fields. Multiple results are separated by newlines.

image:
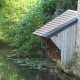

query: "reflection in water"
xmin=0 ymin=50 xmax=61 ymax=80
xmin=0 ymin=50 xmax=79 ymax=80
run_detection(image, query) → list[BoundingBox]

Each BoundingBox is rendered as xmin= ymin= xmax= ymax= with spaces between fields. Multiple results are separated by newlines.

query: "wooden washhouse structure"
xmin=33 ymin=10 xmax=78 ymax=66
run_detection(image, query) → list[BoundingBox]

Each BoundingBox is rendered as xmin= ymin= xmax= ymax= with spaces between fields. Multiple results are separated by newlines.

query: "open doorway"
xmin=41 ymin=37 xmax=61 ymax=61
xmin=48 ymin=48 xmax=61 ymax=60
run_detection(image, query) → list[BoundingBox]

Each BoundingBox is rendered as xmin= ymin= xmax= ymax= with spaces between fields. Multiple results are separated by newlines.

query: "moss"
xmin=56 ymin=60 xmax=80 ymax=79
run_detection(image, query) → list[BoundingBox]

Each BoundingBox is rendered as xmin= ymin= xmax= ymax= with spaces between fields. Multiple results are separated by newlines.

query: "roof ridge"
xmin=43 ymin=17 xmax=78 ymax=39
xmin=67 ymin=9 xmax=77 ymax=12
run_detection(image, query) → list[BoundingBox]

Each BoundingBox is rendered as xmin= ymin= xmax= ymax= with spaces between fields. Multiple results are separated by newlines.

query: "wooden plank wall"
xmin=51 ymin=24 xmax=77 ymax=65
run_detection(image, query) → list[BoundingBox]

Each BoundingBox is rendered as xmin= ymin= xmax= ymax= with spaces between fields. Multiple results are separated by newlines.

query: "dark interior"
xmin=40 ymin=37 xmax=61 ymax=60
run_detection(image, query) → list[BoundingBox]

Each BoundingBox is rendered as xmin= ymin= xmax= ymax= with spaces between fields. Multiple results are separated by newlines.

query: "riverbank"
xmin=0 ymin=38 xmax=80 ymax=80
xmin=0 ymin=48 xmax=79 ymax=80
xmin=56 ymin=60 xmax=80 ymax=80
xmin=0 ymin=49 xmax=61 ymax=80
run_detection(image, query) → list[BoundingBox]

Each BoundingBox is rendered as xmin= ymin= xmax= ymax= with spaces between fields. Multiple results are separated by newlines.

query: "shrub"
xmin=11 ymin=2 xmax=45 ymax=57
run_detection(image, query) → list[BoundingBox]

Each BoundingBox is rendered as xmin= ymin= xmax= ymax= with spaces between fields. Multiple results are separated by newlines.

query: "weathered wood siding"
xmin=51 ymin=24 xmax=77 ymax=65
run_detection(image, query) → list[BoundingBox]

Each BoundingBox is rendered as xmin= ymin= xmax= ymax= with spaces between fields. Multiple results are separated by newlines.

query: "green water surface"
xmin=0 ymin=49 xmax=61 ymax=80
xmin=0 ymin=49 xmax=79 ymax=80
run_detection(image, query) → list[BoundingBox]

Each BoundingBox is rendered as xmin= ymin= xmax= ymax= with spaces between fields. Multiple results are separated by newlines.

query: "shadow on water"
xmin=0 ymin=49 xmax=61 ymax=80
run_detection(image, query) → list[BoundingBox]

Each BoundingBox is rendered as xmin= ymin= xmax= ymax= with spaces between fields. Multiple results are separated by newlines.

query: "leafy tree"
xmin=42 ymin=0 xmax=57 ymax=23
xmin=0 ymin=0 xmax=38 ymax=39
xmin=57 ymin=0 xmax=77 ymax=12
xmin=42 ymin=0 xmax=57 ymax=15
xmin=11 ymin=1 xmax=45 ymax=57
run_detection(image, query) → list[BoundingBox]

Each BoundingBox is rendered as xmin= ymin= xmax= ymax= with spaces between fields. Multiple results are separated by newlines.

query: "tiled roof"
xmin=33 ymin=10 xmax=78 ymax=39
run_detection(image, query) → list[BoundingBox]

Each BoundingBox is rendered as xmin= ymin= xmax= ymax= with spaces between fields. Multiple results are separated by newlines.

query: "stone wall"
xmin=76 ymin=0 xmax=80 ymax=55
xmin=74 ymin=0 xmax=80 ymax=76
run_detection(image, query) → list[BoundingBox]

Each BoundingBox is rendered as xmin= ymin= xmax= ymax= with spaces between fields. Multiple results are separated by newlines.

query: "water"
xmin=0 ymin=49 xmax=79 ymax=80
xmin=0 ymin=49 xmax=61 ymax=80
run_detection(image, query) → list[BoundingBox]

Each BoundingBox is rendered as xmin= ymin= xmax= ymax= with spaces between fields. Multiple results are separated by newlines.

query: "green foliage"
xmin=0 ymin=0 xmax=38 ymax=39
xmin=42 ymin=0 xmax=57 ymax=15
xmin=73 ymin=52 xmax=78 ymax=57
xmin=11 ymin=1 xmax=45 ymax=57
xmin=42 ymin=0 xmax=57 ymax=23
xmin=57 ymin=0 xmax=77 ymax=12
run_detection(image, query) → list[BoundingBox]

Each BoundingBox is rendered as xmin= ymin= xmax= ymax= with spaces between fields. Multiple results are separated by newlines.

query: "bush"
xmin=42 ymin=0 xmax=57 ymax=15
xmin=11 ymin=2 xmax=45 ymax=57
